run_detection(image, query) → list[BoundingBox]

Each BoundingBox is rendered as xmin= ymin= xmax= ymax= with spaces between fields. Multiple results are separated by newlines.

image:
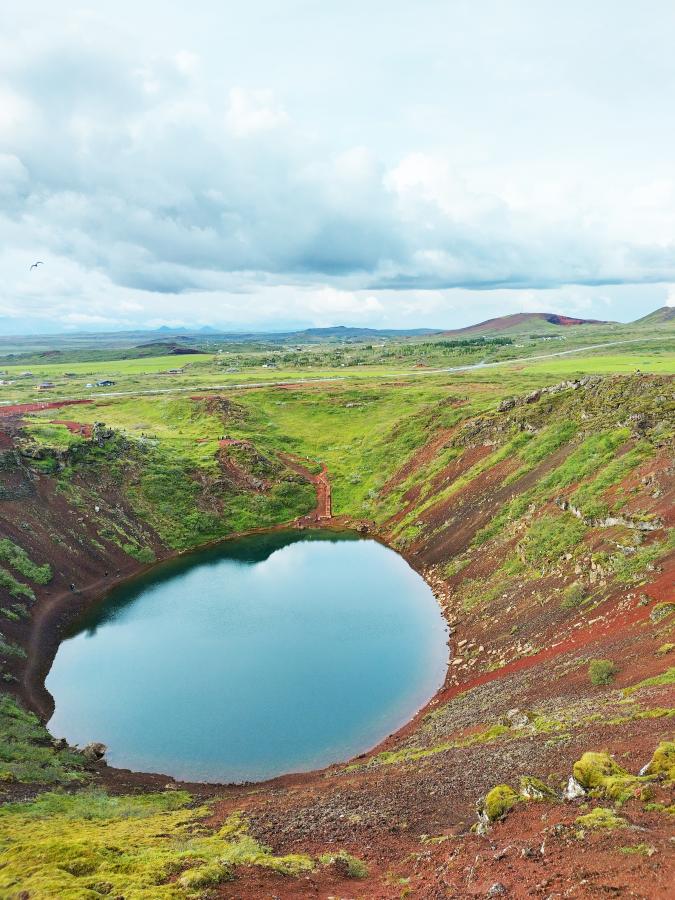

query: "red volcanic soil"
xmin=49 ymin=420 xmax=93 ymax=437
xmin=279 ymin=452 xmax=332 ymax=520
xmin=0 ymin=398 xmax=92 ymax=417
xmin=440 ymin=312 xmax=610 ymax=336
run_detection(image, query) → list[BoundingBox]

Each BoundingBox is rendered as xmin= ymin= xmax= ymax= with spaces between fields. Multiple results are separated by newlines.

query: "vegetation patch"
xmin=576 ymin=807 xmax=629 ymax=830
xmin=0 ymin=567 xmax=35 ymax=602
xmin=0 ymin=539 xmax=52 ymax=584
xmin=520 ymin=513 xmax=587 ymax=566
xmin=642 ymin=741 xmax=675 ymax=781
xmin=650 ymin=602 xmax=675 ymax=624
xmin=608 ymin=530 xmax=675 ymax=584
xmin=622 ymin=667 xmax=675 ymax=697
xmin=0 ymin=794 xmax=314 ymax=898
xmin=561 ymin=582 xmax=587 ymax=609
xmin=0 ymin=697 xmax=85 ymax=784
xmin=572 ymin=752 xmax=640 ymax=804
xmin=319 ymin=852 xmax=369 ymax=878
xmin=588 ymin=658 xmax=618 ymax=686
xmin=481 ymin=784 xmax=520 ymax=822
xmin=569 ymin=441 xmax=653 ymax=519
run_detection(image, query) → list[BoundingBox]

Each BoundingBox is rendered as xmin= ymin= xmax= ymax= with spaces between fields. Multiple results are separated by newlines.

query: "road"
xmin=0 ymin=337 xmax=660 ymax=406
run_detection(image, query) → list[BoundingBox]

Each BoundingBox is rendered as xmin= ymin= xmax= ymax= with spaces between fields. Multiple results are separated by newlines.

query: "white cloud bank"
xmin=1 ymin=2 xmax=675 ymax=332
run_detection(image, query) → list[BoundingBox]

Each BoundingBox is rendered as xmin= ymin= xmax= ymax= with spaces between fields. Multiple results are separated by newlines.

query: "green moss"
xmin=656 ymin=643 xmax=674 ymax=656
xmin=483 ymin=784 xmax=520 ymax=822
xmin=575 ymin=807 xmax=628 ymax=830
xmin=619 ymin=844 xmax=656 ymax=856
xmin=0 ymin=794 xmax=314 ymax=898
xmin=561 ymin=581 xmax=589 ymax=609
xmin=622 ymin=667 xmax=675 ymax=696
xmin=519 ymin=776 xmax=555 ymax=800
xmin=369 ymin=723 xmax=511 ymax=767
xmin=604 ymin=707 xmax=674 ymax=725
xmin=642 ymin=741 xmax=675 ymax=782
xmin=588 ymin=658 xmax=618 ymax=685
xmin=572 ymin=752 xmax=639 ymax=804
xmin=179 ymin=862 xmax=234 ymax=888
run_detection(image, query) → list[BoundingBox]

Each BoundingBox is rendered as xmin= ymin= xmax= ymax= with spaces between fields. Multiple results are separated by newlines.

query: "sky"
xmin=2 ymin=1 xmax=675 ymax=334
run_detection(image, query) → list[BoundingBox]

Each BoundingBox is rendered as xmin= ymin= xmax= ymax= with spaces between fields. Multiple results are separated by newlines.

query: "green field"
xmin=2 ymin=354 xmax=216 ymax=377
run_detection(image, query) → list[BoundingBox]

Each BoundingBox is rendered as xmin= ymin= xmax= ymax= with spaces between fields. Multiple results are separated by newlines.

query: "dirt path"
xmin=278 ymin=453 xmax=332 ymax=521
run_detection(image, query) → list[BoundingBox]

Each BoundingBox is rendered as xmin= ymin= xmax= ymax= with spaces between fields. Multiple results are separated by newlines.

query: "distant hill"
xmin=632 ymin=306 xmax=675 ymax=325
xmin=134 ymin=341 xmax=206 ymax=355
xmin=440 ymin=312 xmax=611 ymax=337
xmin=150 ymin=324 xmax=438 ymax=341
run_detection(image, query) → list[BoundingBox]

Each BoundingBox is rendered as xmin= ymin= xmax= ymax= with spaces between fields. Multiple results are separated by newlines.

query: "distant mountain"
xmin=632 ymin=306 xmax=675 ymax=325
xmin=153 ymin=324 xmax=437 ymax=341
xmin=440 ymin=312 xmax=611 ymax=337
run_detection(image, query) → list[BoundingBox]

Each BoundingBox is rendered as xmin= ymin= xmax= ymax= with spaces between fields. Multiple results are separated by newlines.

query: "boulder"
xmin=82 ymin=741 xmax=107 ymax=761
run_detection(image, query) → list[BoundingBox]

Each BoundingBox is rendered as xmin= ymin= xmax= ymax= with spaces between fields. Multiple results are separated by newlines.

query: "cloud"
xmin=1 ymin=6 xmax=674 ymax=332
xmin=226 ymin=87 xmax=288 ymax=137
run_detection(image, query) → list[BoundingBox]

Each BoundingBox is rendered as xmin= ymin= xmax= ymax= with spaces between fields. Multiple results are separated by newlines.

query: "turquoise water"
xmin=47 ymin=531 xmax=448 ymax=783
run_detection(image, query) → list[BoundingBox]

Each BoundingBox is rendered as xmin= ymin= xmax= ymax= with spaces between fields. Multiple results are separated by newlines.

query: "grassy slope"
xmin=0 ymin=337 xmax=673 ymax=897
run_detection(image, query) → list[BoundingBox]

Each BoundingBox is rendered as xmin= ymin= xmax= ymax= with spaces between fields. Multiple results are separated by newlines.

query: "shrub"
xmin=0 ymin=633 xmax=27 ymax=659
xmin=588 ymin=658 xmax=617 ymax=685
xmin=561 ymin=582 xmax=586 ymax=609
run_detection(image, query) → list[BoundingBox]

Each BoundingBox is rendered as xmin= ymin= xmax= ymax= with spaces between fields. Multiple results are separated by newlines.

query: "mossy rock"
xmin=572 ymin=752 xmax=639 ymax=803
xmin=319 ymin=852 xmax=369 ymax=878
xmin=483 ymin=784 xmax=520 ymax=822
xmin=519 ymin=775 xmax=555 ymax=800
xmin=643 ymin=741 xmax=675 ymax=782
xmin=576 ymin=807 xmax=629 ymax=830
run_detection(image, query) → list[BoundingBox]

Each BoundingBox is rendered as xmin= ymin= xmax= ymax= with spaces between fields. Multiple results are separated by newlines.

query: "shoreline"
xmin=19 ymin=517 xmax=457 ymax=794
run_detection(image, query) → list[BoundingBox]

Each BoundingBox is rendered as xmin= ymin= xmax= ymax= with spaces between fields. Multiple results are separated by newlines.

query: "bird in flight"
xmin=29 ymin=261 xmax=43 ymax=270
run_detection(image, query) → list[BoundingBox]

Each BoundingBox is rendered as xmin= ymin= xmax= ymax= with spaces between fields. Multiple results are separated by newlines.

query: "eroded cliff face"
xmin=0 ymin=375 xmax=673 ymax=898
